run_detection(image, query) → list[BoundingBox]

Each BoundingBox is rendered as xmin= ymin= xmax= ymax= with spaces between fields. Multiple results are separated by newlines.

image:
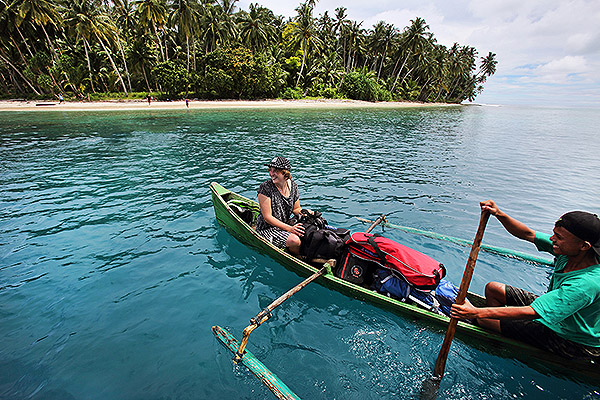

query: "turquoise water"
xmin=1 ymin=105 xmax=599 ymax=399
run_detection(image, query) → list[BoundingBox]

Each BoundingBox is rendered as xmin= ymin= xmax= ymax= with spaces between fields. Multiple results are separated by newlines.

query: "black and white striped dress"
xmin=256 ymin=179 xmax=299 ymax=248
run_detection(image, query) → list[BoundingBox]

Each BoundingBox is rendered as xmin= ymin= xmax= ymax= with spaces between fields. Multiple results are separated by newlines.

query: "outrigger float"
xmin=210 ymin=182 xmax=598 ymax=398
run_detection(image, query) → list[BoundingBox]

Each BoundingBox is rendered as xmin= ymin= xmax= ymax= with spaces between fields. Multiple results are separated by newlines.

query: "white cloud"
xmin=530 ymin=56 xmax=591 ymax=83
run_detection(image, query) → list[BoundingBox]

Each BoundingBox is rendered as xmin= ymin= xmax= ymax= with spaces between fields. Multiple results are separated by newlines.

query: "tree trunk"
xmin=10 ymin=36 xmax=28 ymax=65
xmin=41 ymin=25 xmax=59 ymax=63
xmin=391 ymin=54 xmax=409 ymax=92
xmin=0 ymin=53 xmax=41 ymax=95
xmin=399 ymin=66 xmax=415 ymax=88
xmin=192 ymin=37 xmax=197 ymax=70
xmin=186 ymin=35 xmax=190 ymax=72
xmin=116 ymin=35 xmax=132 ymax=93
xmin=97 ymin=35 xmax=128 ymax=95
xmin=377 ymin=44 xmax=387 ymax=80
xmin=83 ymin=38 xmax=96 ymax=93
xmin=295 ymin=49 xmax=306 ymax=88
xmin=142 ymin=62 xmax=151 ymax=91
xmin=417 ymin=76 xmax=432 ymax=101
xmin=153 ymin=23 xmax=165 ymax=61
xmin=16 ymin=25 xmax=34 ymax=58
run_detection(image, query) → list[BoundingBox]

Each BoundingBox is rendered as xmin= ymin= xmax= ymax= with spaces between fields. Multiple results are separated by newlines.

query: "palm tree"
xmin=198 ymin=3 xmax=231 ymax=53
xmin=219 ymin=0 xmax=236 ymax=15
xmin=112 ymin=0 xmax=136 ymax=42
xmin=110 ymin=0 xmax=135 ymax=92
xmin=14 ymin=0 xmax=62 ymax=62
xmin=134 ymin=0 xmax=167 ymax=61
xmin=1 ymin=0 xmax=31 ymax=68
xmin=446 ymin=45 xmax=476 ymax=101
xmin=169 ymin=0 xmax=199 ymax=72
xmin=129 ymin=33 xmax=157 ymax=91
xmin=454 ymin=49 xmax=494 ymax=102
xmin=12 ymin=0 xmax=85 ymax=96
xmin=343 ymin=20 xmax=363 ymax=71
xmin=288 ymin=1 xmax=321 ymax=88
xmin=391 ymin=17 xmax=431 ymax=92
xmin=477 ymin=51 xmax=497 ymax=82
xmin=63 ymin=0 xmax=96 ymax=92
xmin=0 ymin=52 xmax=41 ymax=94
xmin=64 ymin=0 xmax=128 ymax=94
xmin=312 ymin=48 xmax=343 ymax=87
xmin=236 ymin=3 xmax=276 ymax=52
xmin=332 ymin=6 xmax=347 ymax=63
xmin=368 ymin=21 xmax=395 ymax=79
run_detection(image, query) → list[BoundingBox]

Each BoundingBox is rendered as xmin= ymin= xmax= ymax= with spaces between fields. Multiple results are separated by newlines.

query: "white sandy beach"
xmin=0 ymin=98 xmax=455 ymax=111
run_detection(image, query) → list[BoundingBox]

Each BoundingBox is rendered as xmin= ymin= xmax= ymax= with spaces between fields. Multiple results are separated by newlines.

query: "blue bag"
xmin=372 ymin=269 xmax=435 ymax=311
xmin=434 ymin=279 xmax=459 ymax=316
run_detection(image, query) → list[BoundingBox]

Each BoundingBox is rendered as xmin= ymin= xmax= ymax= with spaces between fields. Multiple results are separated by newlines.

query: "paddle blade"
xmin=419 ymin=375 xmax=442 ymax=400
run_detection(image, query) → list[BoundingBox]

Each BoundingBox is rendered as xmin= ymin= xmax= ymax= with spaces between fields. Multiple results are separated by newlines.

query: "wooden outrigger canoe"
xmin=210 ymin=182 xmax=599 ymax=382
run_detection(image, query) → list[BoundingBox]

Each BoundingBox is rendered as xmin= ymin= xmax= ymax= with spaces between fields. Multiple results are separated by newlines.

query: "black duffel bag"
xmin=291 ymin=210 xmax=350 ymax=261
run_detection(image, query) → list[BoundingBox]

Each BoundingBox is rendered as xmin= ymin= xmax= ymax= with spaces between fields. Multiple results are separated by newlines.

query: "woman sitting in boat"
xmin=256 ymin=156 xmax=307 ymax=255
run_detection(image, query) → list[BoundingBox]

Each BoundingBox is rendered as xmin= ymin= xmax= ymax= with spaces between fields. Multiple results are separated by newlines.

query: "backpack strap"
xmin=367 ymin=234 xmax=387 ymax=265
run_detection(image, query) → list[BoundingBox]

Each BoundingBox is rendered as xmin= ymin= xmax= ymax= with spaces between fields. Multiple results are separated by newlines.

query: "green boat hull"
xmin=210 ymin=182 xmax=598 ymax=381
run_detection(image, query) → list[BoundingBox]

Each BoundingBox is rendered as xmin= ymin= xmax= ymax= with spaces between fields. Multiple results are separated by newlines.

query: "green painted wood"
xmin=212 ymin=326 xmax=301 ymax=400
xmin=356 ymin=217 xmax=553 ymax=266
xmin=210 ymin=182 xmax=599 ymax=381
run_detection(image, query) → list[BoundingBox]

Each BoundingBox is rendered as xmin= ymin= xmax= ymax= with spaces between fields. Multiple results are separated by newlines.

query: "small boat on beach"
xmin=210 ymin=182 xmax=598 ymax=381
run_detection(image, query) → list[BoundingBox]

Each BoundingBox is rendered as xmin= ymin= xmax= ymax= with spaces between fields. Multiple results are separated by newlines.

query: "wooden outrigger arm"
xmin=233 ymin=262 xmax=334 ymax=363
xmin=233 ymin=214 xmax=387 ymax=364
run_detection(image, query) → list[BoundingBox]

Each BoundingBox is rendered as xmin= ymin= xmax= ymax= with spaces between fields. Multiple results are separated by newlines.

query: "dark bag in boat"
xmin=295 ymin=210 xmax=350 ymax=261
xmin=290 ymin=209 xmax=327 ymax=230
xmin=303 ymin=227 xmax=349 ymax=261
xmin=338 ymin=232 xmax=446 ymax=290
xmin=336 ymin=251 xmax=378 ymax=285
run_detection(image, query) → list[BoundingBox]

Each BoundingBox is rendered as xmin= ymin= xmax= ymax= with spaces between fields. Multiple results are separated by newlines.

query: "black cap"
xmin=556 ymin=211 xmax=600 ymax=257
xmin=265 ymin=156 xmax=291 ymax=171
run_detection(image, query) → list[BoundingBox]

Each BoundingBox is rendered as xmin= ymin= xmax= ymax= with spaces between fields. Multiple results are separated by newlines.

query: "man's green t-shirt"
xmin=530 ymin=232 xmax=600 ymax=347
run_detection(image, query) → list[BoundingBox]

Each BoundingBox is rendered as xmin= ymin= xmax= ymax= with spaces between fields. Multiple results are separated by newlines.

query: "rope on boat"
xmin=356 ymin=217 xmax=553 ymax=266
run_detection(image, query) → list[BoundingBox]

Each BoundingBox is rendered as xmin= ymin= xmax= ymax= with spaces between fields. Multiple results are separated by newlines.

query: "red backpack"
xmin=336 ymin=232 xmax=445 ymax=290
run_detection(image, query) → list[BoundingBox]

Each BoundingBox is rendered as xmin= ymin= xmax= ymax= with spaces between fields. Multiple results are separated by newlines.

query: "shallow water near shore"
xmin=1 ymin=105 xmax=599 ymax=399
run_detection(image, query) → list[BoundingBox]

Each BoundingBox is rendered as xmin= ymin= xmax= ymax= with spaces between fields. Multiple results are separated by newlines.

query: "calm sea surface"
xmin=1 ymin=105 xmax=599 ymax=399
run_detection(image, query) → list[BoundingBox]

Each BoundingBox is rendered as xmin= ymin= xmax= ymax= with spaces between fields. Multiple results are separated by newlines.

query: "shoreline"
xmin=0 ymin=98 xmax=457 ymax=112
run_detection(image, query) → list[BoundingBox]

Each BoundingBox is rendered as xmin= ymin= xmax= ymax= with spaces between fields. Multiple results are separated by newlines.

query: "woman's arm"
xmin=258 ymin=193 xmax=290 ymax=231
xmin=292 ymin=199 xmax=302 ymax=217
xmin=258 ymin=193 xmax=305 ymax=237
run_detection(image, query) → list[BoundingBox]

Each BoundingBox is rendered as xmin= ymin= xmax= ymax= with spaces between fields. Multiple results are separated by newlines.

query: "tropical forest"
xmin=0 ymin=0 xmax=498 ymax=102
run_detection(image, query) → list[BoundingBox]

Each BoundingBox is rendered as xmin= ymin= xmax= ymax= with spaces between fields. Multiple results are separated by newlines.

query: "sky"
xmin=236 ymin=0 xmax=600 ymax=107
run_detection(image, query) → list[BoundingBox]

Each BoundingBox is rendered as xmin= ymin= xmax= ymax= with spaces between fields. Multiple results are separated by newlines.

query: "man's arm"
xmin=451 ymin=301 xmax=539 ymax=320
xmin=481 ymin=200 xmax=536 ymax=243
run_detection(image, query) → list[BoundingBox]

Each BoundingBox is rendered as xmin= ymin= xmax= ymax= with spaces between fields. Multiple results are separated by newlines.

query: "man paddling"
xmin=451 ymin=200 xmax=600 ymax=360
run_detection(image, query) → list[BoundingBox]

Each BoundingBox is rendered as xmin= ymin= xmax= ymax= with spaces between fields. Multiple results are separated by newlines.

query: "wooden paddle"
xmin=421 ymin=209 xmax=490 ymax=399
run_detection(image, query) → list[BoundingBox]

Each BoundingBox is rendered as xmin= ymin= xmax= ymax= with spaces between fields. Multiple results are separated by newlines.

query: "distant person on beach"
xmin=147 ymin=94 xmax=152 ymax=105
xmin=256 ymin=156 xmax=307 ymax=255
xmin=58 ymin=94 xmax=64 ymax=104
xmin=186 ymin=98 xmax=189 ymax=108
xmin=451 ymin=200 xmax=600 ymax=360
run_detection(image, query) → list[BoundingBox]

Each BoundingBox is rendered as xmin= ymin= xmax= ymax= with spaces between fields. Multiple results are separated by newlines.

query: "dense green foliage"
xmin=0 ymin=0 xmax=497 ymax=103
xmin=339 ymin=68 xmax=391 ymax=102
